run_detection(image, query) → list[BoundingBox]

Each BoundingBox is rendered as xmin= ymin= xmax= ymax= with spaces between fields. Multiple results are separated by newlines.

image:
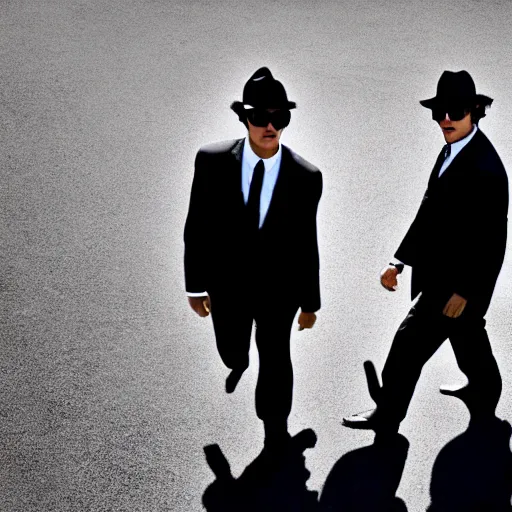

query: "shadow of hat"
xmin=420 ymin=70 xmax=493 ymax=109
xmin=231 ymin=67 xmax=296 ymax=117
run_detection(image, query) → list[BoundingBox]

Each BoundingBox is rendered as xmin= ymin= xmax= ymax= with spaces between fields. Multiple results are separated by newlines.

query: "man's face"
xmin=436 ymin=107 xmax=473 ymax=144
xmin=247 ymin=109 xmax=284 ymax=156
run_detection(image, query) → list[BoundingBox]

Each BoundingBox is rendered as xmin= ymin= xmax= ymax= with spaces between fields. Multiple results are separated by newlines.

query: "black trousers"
xmin=209 ymin=292 xmax=299 ymax=423
xmin=378 ymin=292 xmax=502 ymax=426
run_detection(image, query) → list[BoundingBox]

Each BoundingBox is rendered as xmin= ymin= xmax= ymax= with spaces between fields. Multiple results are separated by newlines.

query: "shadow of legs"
xmin=427 ymin=416 xmax=512 ymax=511
xmin=319 ymin=434 xmax=409 ymax=511
xmin=202 ymin=429 xmax=319 ymax=512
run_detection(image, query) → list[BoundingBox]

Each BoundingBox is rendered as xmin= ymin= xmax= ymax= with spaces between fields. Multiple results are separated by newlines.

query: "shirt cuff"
xmin=187 ymin=291 xmax=208 ymax=297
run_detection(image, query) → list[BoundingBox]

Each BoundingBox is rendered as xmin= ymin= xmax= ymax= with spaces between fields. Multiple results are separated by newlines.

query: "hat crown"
xmin=249 ymin=66 xmax=273 ymax=82
xmin=242 ymin=67 xmax=292 ymax=109
xmin=419 ymin=70 xmax=493 ymax=111
xmin=436 ymin=70 xmax=476 ymax=103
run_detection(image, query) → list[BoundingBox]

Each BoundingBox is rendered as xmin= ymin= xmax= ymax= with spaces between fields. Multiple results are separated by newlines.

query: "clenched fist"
xmin=380 ymin=265 xmax=399 ymax=291
xmin=188 ymin=296 xmax=211 ymax=317
xmin=442 ymin=293 xmax=467 ymax=318
xmin=298 ymin=311 xmax=317 ymax=331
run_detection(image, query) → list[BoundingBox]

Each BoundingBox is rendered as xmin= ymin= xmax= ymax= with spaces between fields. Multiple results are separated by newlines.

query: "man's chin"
xmin=260 ymin=140 xmax=279 ymax=149
xmin=443 ymin=131 xmax=456 ymax=143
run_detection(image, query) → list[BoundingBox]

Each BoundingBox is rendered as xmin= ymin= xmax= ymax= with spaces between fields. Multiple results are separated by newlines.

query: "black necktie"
xmin=443 ymin=143 xmax=451 ymax=161
xmin=430 ymin=144 xmax=451 ymax=185
xmin=437 ymin=144 xmax=451 ymax=178
xmin=247 ymin=159 xmax=265 ymax=232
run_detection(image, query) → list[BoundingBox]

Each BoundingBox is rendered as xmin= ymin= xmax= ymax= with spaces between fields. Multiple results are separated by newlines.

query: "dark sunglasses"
xmin=432 ymin=106 xmax=469 ymax=122
xmin=245 ymin=109 xmax=291 ymax=130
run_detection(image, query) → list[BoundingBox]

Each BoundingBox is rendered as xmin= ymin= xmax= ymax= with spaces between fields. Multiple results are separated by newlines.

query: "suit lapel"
xmin=427 ymin=147 xmax=448 ymax=190
xmin=229 ymin=138 xmax=246 ymax=210
xmin=433 ymin=129 xmax=481 ymax=184
xmin=230 ymin=138 xmax=244 ymax=163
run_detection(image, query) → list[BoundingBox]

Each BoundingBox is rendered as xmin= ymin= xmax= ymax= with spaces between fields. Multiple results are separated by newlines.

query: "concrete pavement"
xmin=2 ymin=1 xmax=512 ymax=510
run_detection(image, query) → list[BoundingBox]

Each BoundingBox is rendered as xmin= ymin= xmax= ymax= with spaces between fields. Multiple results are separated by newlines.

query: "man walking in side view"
xmin=184 ymin=67 xmax=322 ymax=450
xmin=343 ymin=70 xmax=508 ymax=436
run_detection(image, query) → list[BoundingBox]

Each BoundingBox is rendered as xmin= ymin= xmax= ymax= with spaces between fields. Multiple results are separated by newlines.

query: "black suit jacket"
xmin=395 ymin=129 xmax=508 ymax=314
xmin=184 ymin=139 xmax=323 ymax=312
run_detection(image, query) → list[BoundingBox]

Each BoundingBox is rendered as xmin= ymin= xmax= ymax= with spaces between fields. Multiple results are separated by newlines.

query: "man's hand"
xmin=188 ymin=296 xmax=211 ymax=317
xmin=380 ymin=265 xmax=399 ymax=291
xmin=442 ymin=293 xmax=467 ymax=318
xmin=298 ymin=311 xmax=316 ymax=331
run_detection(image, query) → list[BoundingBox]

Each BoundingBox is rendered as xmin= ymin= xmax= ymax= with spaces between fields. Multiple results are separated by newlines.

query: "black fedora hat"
xmin=420 ymin=70 xmax=493 ymax=109
xmin=230 ymin=67 xmax=296 ymax=116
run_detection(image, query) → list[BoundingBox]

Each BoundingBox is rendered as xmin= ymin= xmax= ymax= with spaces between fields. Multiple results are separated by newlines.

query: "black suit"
xmin=379 ymin=128 xmax=508 ymax=426
xmin=184 ymin=138 xmax=322 ymax=422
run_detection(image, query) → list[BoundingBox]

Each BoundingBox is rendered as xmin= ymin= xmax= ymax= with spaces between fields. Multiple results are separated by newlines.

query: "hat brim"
xmin=420 ymin=94 xmax=493 ymax=109
xmin=230 ymin=100 xmax=296 ymax=113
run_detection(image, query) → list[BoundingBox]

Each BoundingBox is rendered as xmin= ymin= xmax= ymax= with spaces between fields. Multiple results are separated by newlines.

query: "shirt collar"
xmin=243 ymin=137 xmax=282 ymax=171
xmin=448 ymin=124 xmax=478 ymax=153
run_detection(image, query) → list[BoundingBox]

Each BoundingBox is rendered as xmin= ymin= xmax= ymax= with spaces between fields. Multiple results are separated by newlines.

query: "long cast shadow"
xmin=427 ymin=415 xmax=512 ymax=511
xmin=202 ymin=428 xmax=319 ymax=511
xmin=319 ymin=434 xmax=409 ymax=511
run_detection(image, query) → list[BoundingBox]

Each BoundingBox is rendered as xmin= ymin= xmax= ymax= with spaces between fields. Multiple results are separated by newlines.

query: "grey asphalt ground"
xmin=2 ymin=1 xmax=512 ymax=510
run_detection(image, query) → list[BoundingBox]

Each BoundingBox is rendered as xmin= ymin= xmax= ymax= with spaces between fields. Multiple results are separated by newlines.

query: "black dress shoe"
xmin=225 ymin=367 xmax=246 ymax=394
xmin=439 ymin=383 xmax=470 ymax=400
xmin=342 ymin=408 xmax=399 ymax=435
xmin=441 ymin=384 xmax=499 ymax=421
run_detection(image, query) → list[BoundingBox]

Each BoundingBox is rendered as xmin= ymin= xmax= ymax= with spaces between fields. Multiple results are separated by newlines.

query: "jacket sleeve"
xmin=184 ymin=150 xmax=209 ymax=294
xmin=300 ymin=171 xmax=323 ymax=313
xmin=450 ymin=170 xmax=508 ymax=301
xmin=394 ymin=192 xmax=429 ymax=266
xmin=395 ymin=149 xmax=446 ymax=265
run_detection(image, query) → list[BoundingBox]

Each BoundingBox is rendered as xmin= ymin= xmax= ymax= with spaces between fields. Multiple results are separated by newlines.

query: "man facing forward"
xmin=184 ymin=67 xmax=322 ymax=449
xmin=343 ymin=70 xmax=508 ymax=435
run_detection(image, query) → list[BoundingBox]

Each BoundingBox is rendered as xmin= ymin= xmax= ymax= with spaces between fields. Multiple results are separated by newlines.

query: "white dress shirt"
xmin=438 ymin=124 xmax=478 ymax=177
xmin=241 ymin=137 xmax=282 ymax=226
xmin=187 ymin=138 xmax=282 ymax=297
